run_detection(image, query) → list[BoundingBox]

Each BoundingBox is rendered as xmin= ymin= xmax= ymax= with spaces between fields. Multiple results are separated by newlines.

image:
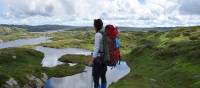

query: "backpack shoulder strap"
xmin=100 ymin=31 xmax=110 ymax=62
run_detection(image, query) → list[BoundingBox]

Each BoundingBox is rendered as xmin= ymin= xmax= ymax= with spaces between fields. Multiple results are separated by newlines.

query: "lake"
xmin=0 ymin=37 xmax=130 ymax=88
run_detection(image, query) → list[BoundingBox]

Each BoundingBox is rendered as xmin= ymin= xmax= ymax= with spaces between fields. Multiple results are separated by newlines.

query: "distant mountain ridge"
xmin=0 ymin=24 xmax=175 ymax=32
xmin=118 ymin=27 xmax=172 ymax=32
xmin=0 ymin=24 xmax=79 ymax=32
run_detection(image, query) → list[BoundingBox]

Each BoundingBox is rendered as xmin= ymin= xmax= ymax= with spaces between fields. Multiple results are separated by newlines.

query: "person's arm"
xmin=92 ymin=33 xmax=102 ymax=59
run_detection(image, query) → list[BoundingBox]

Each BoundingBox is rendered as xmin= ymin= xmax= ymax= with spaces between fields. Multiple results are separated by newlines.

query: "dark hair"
xmin=94 ymin=19 xmax=103 ymax=32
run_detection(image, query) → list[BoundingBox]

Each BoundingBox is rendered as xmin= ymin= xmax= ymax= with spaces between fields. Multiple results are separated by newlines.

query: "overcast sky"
xmin=0 ymin=0 xmax=200 ymax=27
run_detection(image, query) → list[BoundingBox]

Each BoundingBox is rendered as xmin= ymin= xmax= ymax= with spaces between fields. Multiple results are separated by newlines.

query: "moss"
xmin=19 ymin=45 xmax=38 ymax=49
xmin=43 ymin=54 xmax=93 ymax=78
xmin=59 ymin=54 xmax=92 ymax=66
xmin=43 ymin=64 xmax=85 ymax=77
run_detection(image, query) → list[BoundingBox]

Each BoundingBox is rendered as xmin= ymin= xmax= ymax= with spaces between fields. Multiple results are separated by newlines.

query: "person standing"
xmin=92 ymin=19 xmax=107 ymax=88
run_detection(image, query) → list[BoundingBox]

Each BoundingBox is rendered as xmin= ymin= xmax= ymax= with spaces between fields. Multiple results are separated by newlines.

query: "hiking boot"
xmin=101 ymin=82 xmax=107 ymax=88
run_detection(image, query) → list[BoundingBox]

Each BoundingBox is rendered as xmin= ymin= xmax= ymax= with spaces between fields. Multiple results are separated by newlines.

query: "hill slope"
xmin=110 ymin=26 xmax=200 ymax=88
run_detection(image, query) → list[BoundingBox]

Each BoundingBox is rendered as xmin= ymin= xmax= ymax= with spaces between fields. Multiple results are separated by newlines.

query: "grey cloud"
xmin=21 ymin=4 xmax=54 ymax=17
xmin=45 ymin=5 xmax=54 ymax=13
xmin=2 ymin=3 xmax=54 ymax=19
xmin=179 ymin=0 xmax=200 ymax=15
xmin=59 ymin=0 xmax=76 ymax=15
xmin=138 ymin=16 xmax=151 ymax=21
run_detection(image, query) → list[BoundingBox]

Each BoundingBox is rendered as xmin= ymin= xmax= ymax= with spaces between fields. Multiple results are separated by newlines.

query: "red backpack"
xmin=101 ymin=25 xmax=121 ymax=66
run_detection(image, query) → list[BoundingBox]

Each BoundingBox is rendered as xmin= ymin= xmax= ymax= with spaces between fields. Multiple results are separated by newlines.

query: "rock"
xmin=194 ymin=74 xmax=200 ymax=79
xmin=23 ymin=84 xmax=32 ymax=88
xmin=2 ymin=74 xmax=49 ymax=88
xmin=0 ymin=39 xmax=3 ymax=43
xmin=41 ymin=73 xmax=48 ymax=82
xmin=22 ymin=73 xmax=49 ymax=88
xmin=2 ymin=78 xmax=20 ymax=88
xmin=26 ymin=74 xmax=45 ymax=88
xmin=12 ymin=56 xmax=17 ymax=59
xmin=35 ymin=78 xmax=44 ymax=88
xmin=26 ymin=75 xmax=36 ymax=80
xmin=68 ymin=63 xmax=77 ymax=66
xmin=149 ymin=78 xmax=157 ymax=82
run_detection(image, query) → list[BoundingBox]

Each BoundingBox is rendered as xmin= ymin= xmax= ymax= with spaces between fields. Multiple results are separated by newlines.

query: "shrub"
xmin=157 ymin=40 xmax=200 ymax=59
xmin=182 ymin=32 xmax=191 ymax=36
xmin=154 ymin=32 xmax=163 ymax=37
xmin=138 ymin=39 xmax=154 ymax=45
xmin=148 ymin=30 xmax=158 ymax=33
xmin=166 ymin=32 xmax=180 ymax=38
xmin=129 ymin=46 xmax=146 ymax=56
xmin=187 ymin=50 xmax=200 ymax=59
xmin=155 ymin=48 xmax=178 ymax=58
xmin=0 ymin=73 xmax=9 ymax=86
xmin=189 ymin=36 xmax=198 ymax=40
xmin=191 ymin=81 xmax=200 ymax=88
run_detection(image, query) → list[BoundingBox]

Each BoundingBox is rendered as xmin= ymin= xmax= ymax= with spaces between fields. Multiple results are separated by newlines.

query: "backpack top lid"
xmin=105 ymin=25 xmax=119 ymax=39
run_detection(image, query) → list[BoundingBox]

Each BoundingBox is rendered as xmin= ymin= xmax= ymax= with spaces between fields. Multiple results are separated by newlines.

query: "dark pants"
xmin=92 ymin=58 xmax=107 ymax=88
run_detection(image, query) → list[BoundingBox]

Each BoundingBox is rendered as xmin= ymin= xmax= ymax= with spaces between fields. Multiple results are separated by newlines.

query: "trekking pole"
xmin=91 ymin=72 xmax=93 ymax=88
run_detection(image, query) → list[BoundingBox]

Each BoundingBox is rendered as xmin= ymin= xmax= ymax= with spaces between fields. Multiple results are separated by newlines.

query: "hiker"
xmin=92 ymin=19 xmax=107 ymax=88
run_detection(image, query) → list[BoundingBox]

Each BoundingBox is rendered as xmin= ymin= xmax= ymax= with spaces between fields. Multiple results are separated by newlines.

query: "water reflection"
xmin=49 ymin=61 xmax=130 ymax=88
xmin=35 ymin=46 xmax=91 ymax=67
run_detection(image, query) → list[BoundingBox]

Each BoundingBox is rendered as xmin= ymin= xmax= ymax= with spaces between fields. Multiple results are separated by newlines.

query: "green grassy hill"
xmin=0 ymin=48 xmax=44 ymax=86
xmin=110 ymin=26 xmax=200 ymax=88
xmin=0 ymin=26 xmax=42 ymax=41
xmin=41 ymin=26 xmax=200 ymax=88
xmin=0 ymin=48 xmax=88 ymax=87
xmin=1 ymin=26 xmax=199 ymax=88
xmin=42 ymin=31 xmax=95 ymax=50
xmin=42 ymin=30 xmax=137 ymax=55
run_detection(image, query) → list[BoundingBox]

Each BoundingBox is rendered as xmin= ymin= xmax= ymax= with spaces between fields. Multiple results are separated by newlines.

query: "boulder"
xmin=2 ymin=73 xmax=49 ymax=88
xmin=0 ymin=39 xmax=3 ymax=43
xmin=2 ymin=78 xmax=20 ymax=88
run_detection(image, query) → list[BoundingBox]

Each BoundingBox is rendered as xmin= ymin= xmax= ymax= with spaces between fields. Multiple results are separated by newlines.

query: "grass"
xmin=42 ymin=30 xmax=95 ymax=50
xmin=43 ymin=64 xmax=85 ymax=78
xmin=1 ymin=26 xmax=200 ymax=88
xmin=42 ymin=30 xmax=139 ymax=55
xmin=0 ymin=48 xmax=44 ymax=86
xmin=0 ymin=48 xmax=92 ymax=87
xmin=39 ymin=27 xmax=200 ymax=87
xmin=20 ymin=45 xmax=38 ymax=49
xmin=0 ymin=26 xmax=42 ymax=42
xmin=59 ymin=54 xmax=93 ymax=66
xmin=110 ymin=47 xmax=200 ymax=88
xmin=109 ymin=26 xmax=200 ymax=88
xmin=45 ymin=54 xmax=94 ymax=77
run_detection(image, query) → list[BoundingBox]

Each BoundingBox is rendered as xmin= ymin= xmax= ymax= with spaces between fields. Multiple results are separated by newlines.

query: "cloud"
xmin=179 ymin=0 xmax=200 ymax=15
xmin=1 ymin=0 xmax=55 ymax=19
xmin=0 ymin=0 xmax=199 ymax=27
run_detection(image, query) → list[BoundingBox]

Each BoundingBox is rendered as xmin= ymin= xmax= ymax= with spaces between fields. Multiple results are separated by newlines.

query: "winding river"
xmin=0 ymin=37 xmax=130 ymax=88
